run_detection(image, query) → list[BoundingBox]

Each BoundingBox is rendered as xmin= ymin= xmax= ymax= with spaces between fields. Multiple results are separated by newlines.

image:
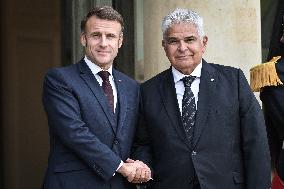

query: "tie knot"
xmin=182 ymin=76 xmax=196 ymax=87
xmin=98 ymin=71 xmax=110 ymax=81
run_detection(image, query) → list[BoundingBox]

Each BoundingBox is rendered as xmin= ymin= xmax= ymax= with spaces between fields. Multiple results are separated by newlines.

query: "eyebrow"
xmin=166 ymin=35 xmax=197 ymax=41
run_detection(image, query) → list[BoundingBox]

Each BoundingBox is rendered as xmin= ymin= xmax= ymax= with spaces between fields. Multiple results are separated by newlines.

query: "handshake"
xmin=117 ymin=158 xmax=152 ymax=183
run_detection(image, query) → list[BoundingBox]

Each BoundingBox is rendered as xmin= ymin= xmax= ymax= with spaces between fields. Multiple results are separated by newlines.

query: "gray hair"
xmin=161 ymin=8 xmax=205 ymax=38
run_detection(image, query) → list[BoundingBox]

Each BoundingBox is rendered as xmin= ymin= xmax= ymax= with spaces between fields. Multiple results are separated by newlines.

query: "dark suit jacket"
xmin=42 ymin=59 xmax=139 ymax=189
xmin=132 ymin=60 xmax=271 ymax=189
xmin=260 ymin=58 xmax=284 ymax=174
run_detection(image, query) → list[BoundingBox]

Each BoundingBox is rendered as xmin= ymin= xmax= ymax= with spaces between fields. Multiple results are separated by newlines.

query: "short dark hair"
xmin=81 ymin=6 xmax=124 ymax=33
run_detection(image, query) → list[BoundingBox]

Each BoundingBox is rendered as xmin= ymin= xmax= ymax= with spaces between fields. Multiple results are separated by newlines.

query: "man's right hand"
xmin=117 ymin=158 xmax=152 ymax=183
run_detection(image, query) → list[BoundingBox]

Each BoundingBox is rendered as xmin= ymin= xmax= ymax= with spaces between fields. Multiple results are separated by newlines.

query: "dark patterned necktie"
xmin=182 ymin=76 xmax=196 ymax=144
xmin=98 ymin=71 xmax=114 ymax=112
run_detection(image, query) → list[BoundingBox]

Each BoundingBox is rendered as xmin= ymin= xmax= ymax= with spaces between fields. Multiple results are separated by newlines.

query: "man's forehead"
xmin=166 ymin=23 xmax=198 ymax=34
xmin=86 ymin=22 xmax=121 ymax=35
xmin=166 ymin=32 xmax=198 ymax=39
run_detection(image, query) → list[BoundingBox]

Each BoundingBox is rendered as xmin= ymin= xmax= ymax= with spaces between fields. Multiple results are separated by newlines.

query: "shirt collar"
xmin=84 ymin=56 xmax=113 ymax=76
xmin=172 ymin=60 xmax=203 ymax=83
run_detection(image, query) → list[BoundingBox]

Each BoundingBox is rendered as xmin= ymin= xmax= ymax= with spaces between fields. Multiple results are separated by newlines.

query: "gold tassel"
xmin=250 ymin=56 xmax=283 ymax=92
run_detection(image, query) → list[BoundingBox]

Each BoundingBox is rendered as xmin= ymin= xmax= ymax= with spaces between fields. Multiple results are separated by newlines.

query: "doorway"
xmin=0 ymin=0 xmax=61 ymax=188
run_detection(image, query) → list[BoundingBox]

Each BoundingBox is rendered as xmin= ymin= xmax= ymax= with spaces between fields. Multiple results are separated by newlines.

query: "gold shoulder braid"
xmin=250 ymin=56 xmax=283 ymax=92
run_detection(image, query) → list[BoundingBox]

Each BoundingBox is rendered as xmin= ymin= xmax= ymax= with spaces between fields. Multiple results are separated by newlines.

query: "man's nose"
xmin=99 ymin=36 xmax=107 ymax=47
xmin=178 ymin=40 xmax=187 ymax=51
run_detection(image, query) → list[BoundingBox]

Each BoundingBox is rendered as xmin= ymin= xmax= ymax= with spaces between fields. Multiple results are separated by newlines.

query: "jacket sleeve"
xmin=131 ymin=91 xmax=153 ymax=170
xmin=238 ymin=69 xmax=271 ymax=188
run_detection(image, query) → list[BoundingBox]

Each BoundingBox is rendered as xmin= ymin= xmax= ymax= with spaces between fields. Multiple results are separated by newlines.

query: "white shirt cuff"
xmin=113 ymin=160 xmax=124 ymax=176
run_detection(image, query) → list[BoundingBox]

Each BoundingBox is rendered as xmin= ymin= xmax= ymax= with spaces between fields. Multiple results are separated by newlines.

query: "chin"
xmin=176 ymin=62 xmax=193 ymax=68
xmin=97 ymin=58 xmax=111 ymax=64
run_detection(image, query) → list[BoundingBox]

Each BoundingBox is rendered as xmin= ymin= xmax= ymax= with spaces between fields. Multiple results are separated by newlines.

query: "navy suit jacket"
xmin=260 ymin=58 xmax=284 ymax=172
xmin=42 ymin=59 xmax=139 ymax=189
xmin=133 ymin=60 xmax=271 ymax=189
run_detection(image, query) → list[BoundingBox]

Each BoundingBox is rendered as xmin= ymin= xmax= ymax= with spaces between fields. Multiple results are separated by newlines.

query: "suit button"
xmin=114 ymin=140 xmax=119 ymax=145
xmin=191 ymin=151 xmax=197 ymax=156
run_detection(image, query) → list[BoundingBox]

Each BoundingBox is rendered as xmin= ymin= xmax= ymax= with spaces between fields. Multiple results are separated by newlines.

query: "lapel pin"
xmin=210 ymin=78 xmax=214 ymax=81
xmin=118 ymin=79 xmax=122 ymax=82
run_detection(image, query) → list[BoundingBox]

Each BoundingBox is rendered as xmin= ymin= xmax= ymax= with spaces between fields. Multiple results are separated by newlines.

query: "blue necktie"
xmin=182 ymin=76 xmax=196 ymax=144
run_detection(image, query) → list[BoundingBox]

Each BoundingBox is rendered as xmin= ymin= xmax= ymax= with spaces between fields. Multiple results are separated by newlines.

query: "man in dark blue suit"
xmin=259 ymin=57 xmax=284 ymax=187
xmin=42 ymin=6 xmax=150 ymax=189
xmin=132 ymin=8 xmax=271 ymax=189
xmin=260 ymin=58 xmax=284 ymax=170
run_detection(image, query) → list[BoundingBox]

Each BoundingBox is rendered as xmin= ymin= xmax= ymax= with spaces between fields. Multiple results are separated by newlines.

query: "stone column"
xmin=62 ymin=0 xmax=112 ymax=65
xmin=143 ymin=0 xmax=261 ymax=83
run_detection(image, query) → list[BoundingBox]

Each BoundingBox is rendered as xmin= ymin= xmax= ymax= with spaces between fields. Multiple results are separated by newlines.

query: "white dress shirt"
xmin=172 ymin=62 xmax=202 ymax=115
xmin=84 ymin=56 xmax=117 ymax=112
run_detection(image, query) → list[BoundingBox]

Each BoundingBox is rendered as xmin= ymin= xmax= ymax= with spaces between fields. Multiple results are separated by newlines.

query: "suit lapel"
xmin=113 ymin=70 xmax=128 ymax=133
xmin=193 ymin=60 xmax=217 ymax=148
xmin=158 ymin=68 xmax=192 ymax=148
xmin=78 ymin=60 xmax=116 ymax=132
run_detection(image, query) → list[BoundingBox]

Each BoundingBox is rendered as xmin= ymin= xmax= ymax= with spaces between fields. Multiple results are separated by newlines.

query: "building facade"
xmin=0 ymin=0 xmax=274 ymax=188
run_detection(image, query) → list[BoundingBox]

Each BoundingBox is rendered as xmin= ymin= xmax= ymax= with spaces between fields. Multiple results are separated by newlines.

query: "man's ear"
xmin=162 ymin=40 xmax=166 ymax=48
xmin=80 ymin=33 xmax=86 ymax=47
xmin=202 ymin=35 xmax=208 ymax=46
xmin=201 ymin=36 xmax=208 ymax=53
xmin=118 ymin=34 xmax=123 ymax=48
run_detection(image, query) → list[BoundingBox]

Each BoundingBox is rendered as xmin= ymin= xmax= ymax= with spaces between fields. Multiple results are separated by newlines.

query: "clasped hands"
xmin=117 ymin=158 xmax=152 ymax=183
